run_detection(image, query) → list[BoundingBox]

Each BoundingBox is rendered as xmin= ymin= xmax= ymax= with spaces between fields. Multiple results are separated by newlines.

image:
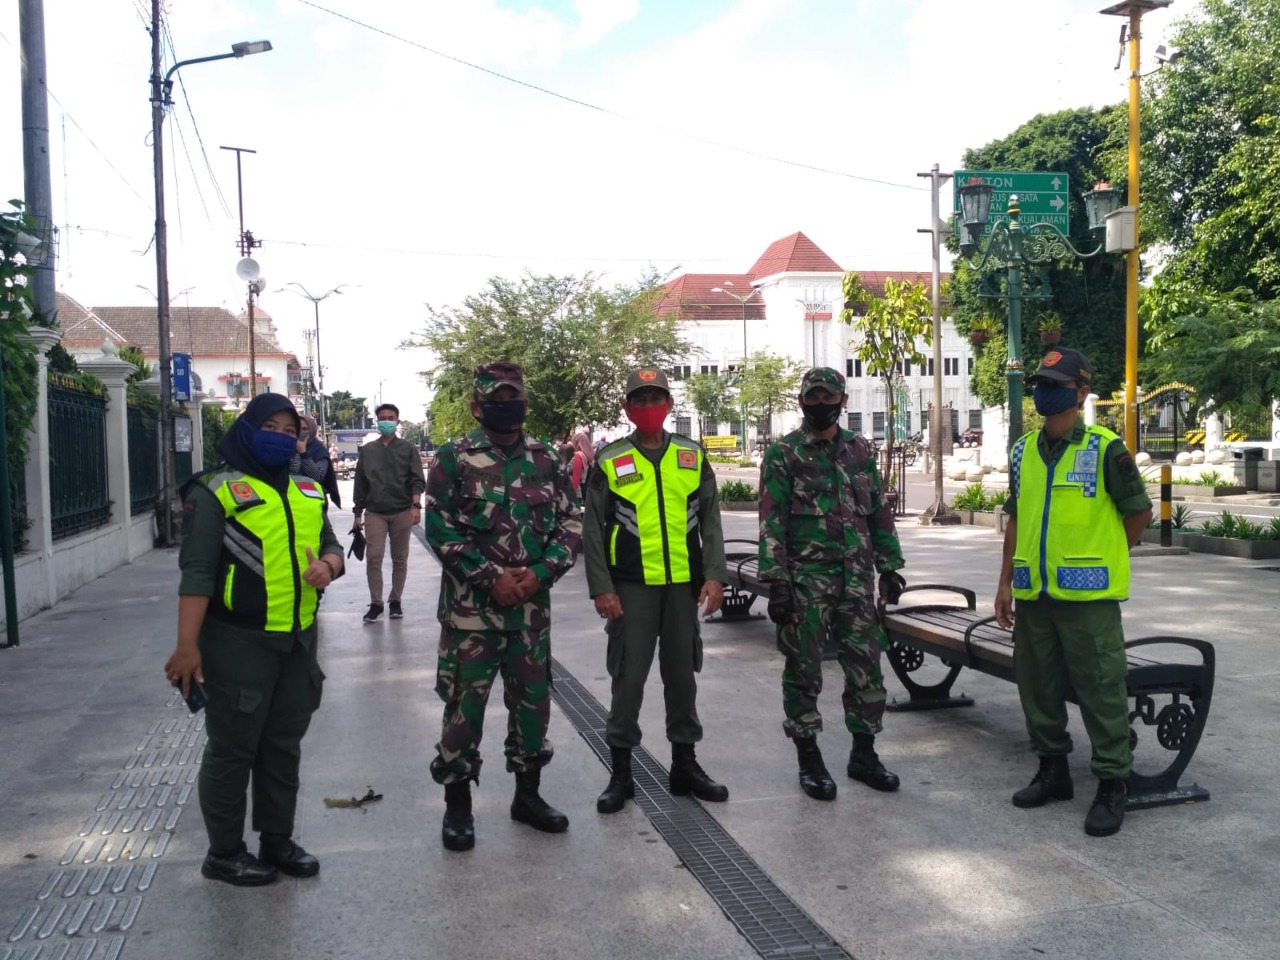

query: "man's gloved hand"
xmin=767 ymin=583 xmax=796 ymax=625
xmin=879 ymin=570 xmax=907 ymax=605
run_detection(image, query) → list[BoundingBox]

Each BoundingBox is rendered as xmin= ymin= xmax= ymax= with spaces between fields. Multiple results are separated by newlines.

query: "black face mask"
xmin=477 ymin=399 xmax=526 ymax=433
xmin=801 ymin=401 xmax=842 ymax=430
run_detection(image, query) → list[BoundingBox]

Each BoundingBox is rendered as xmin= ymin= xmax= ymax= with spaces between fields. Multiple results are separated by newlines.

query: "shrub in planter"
xmin=717 ymin=479 xmax=757 ymax=503
xmin=951 ymin=483 xmax=990 ymax=512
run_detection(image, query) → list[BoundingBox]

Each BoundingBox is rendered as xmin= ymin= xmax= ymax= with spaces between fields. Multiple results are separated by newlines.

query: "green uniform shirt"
xmin=583 ymin=432 xmax=728 ymax=597
xmin=352 ymin=436 xmax=427 ymax=516
xmin=1003 ymin=418 xmax=1152 ymax=519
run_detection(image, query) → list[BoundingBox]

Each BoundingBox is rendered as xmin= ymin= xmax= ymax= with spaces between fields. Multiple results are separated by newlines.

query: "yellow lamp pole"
xmin=1102 ymin=0 xmax=1171 ymax=453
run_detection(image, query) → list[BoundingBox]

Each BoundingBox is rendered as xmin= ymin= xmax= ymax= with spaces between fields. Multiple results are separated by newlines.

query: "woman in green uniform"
xmin=165 ymin=393 xmax=345 ymax=886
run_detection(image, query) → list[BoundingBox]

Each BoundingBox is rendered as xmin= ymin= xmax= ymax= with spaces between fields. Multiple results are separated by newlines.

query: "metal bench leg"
xmin=885 ymin=641 xmax=975 ymax=711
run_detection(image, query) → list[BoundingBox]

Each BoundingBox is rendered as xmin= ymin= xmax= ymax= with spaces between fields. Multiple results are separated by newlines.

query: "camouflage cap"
xmin=800 ymin=366 xmax=846 ymax=397
xmin=624 ymin=367 xmax=671 ymax=397
xmin=474 ymin=361 xmax=525 ymax=397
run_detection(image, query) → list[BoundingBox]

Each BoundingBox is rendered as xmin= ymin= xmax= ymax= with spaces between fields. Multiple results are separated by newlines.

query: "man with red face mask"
xmin=583 ymin=368 xmax=730 ymax=814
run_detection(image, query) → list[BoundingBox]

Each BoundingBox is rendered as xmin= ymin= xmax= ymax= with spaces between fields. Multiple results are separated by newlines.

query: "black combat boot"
xmin=1011 ymin=755 xmax=1074 ymax=808
xmin=510 ymin=769 xmax=569 ymax=833
xmin=597 ymin=745 xmax=635 ymax=814
xmin=201 ymin=842 xmax=278 ymax=886
xmin=258 ymin=833 xmax=320 ymax=877
xmin=1084 ymin=778 xmax=1128 ymax=837
xmin=847 ymin=733 xmax=900 ymax=792
xmin=669 ymin=742 xmax=729 ymax=802
xmin=442 ymin=780 xmax=475 ymax=852
xmin=795 ymin=737 xmax=837 ymax=801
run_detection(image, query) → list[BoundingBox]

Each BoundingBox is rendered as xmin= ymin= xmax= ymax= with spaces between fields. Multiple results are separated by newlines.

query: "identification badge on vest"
xmin=1066 ymin=449 xmax=1098 ymax=485
xmin=295 ymin=480 xmax=325 ymax=499
xmin=228 ymin=481 xmax=263 ymax=507
xmin=677 ymin=450 xmax=697 ymax=470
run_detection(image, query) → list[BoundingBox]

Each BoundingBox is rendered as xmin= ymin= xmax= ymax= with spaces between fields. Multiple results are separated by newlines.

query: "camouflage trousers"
xmin=430 ymin=626 xmax=553 ymax=784
xmin=777 ymin=571 xmax=887 ymax=739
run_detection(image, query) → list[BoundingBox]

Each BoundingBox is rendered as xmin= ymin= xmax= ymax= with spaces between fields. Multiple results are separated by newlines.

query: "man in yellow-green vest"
xmin=995 ymin=348 xmax=1152 ymax=838
xmin=584 ymin=368 xmax=730 ymax=814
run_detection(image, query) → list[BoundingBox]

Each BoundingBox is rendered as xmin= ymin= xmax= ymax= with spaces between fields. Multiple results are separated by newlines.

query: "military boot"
xmin=1084 ymin=778 xmax=1128 ymax=837
xmin=1011 ymin=755 xmax=1074 ymax=808
xmin=597 ymin=746 xmax=635 ymax=814
xmin=847 ymin=733 xmax=900 ymax=792
xmin=669 ymin=742 xmax=729 ymax=802
xmin=795 ymin=737 xmax=837 ymax=801
xmin=441 ymin=780 xmax=475 ymax=852
xmin=510 ymin=770 xmax=569 ymax=833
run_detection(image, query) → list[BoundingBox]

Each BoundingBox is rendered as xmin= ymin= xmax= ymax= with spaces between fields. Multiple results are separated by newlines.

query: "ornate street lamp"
xmin=956 ymin=178 xmax=1121 ymax=447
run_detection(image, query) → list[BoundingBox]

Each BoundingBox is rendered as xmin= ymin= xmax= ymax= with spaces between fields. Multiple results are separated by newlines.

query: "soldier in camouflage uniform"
xmin=424 ymin=362 xmax=582 ymax=851
xmin=758 ymin=367 xmax=907 ymax=801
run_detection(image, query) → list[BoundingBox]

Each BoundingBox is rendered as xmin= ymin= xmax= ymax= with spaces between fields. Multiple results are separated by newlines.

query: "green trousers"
xmin=1012 ymin=598 xmax=1133 ymax=780
xmin=604 ymin=580 xmax=703 ymax=750
xmin=198 ymin=622 xmax=323 ymax=853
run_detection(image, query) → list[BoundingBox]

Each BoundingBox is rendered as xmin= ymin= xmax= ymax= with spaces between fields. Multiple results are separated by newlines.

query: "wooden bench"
xmin=718 ymin=543 xmax=1215 ymax=810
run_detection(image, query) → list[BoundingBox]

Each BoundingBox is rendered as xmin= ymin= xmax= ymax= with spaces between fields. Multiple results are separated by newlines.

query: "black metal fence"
xmin=878 ymin=446 xmax=909 ymax=517
xmin=127 ymin=402 xmax=159 ymax=515
xmin=48 ymin=381 xmax=110 ymax=540
xmin=1138 ymin=390 xmax=1190 ymax=459
xmin=8 ymin=461 xmax=28 ymax=552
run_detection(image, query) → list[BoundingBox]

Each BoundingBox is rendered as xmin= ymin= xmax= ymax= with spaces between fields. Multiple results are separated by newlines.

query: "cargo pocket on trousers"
xmin=308 ymin=658 xmax=326 ymax=712
xmin=605 ymin=619 xmax=624 ymax=679
xmin=436 ymin=637 xmax=459 ymax=703
xmin=692 ymin=620 xmax=704 ymax=674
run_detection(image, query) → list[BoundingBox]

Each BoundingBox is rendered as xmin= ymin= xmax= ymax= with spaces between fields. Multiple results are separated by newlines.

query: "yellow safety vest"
xmin=599 ymin=435 xmax=704 ymax=585
xmin=204 ymin=470 xmax=327 ymax=631
xmin=1010 ymin=425 xmax=1130 ymax=602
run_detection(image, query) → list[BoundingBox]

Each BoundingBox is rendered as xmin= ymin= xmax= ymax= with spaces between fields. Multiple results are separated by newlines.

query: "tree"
xmin=325 ymin=390 xmax=368 ymax=430
xmin=1 ymin=202 xmax=40 ymax=479
xmin=841 ymin=272 xmax=932 ymax=464
xmin=1142 ymin=0 xmax=1280 ymax=299
xmin=951 ymin=106 xmax=1130 ymax=398
xmin=737 ymin=351 xmax=804 ymax=442
xmin=406 ymin=271 xmax=688 ymax=443
xmin=117 ymin=345 xmax=152 ymax=386
xmin=1145 ymin=281 xmax=1280 ymax=414
xmin=682 ymin=372 xmax=734 ymax=438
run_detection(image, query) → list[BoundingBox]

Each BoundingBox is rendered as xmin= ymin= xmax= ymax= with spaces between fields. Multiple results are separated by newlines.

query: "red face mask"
xmin=625 ymin=403 xmax=667 ymax=435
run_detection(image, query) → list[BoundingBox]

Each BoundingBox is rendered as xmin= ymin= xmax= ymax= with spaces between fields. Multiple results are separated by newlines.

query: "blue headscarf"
xmin=216 ymin=393 xmax=301 ymax=485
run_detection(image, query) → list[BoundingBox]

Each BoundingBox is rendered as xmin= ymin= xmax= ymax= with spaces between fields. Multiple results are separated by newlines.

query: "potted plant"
xmin=1039 ymin=312 xmax=1063 ymax=345
xmin=969 ymin=319 xmax=998 ymax=345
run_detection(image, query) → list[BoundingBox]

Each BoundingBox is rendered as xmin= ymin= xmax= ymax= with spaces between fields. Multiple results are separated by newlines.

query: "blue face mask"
xmin=251 ymin=428 xmax=298 ymax=468
xmin=1032 ymin=382 xmax=1080 ymax=416
xmin=377 ymin=420 xmax=397 ymax=436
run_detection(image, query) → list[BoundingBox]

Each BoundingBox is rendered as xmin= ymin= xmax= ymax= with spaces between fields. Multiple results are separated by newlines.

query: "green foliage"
xmin=408 ymin=271 xmax=688 ymax=443
xmin=325 ymin=390 xmax=369 ymax=431
xmin=684 ymin=372 xmax=735 ymax=429
xmin=116 ymin=346 xmax=152 ymax=386
xmin=0 ymin=201 xmax=40 ymax=474
xmin=717 ymin=479 xmax=757 ymax=503
xmin=1184 ymin=469 xmax=1240 ymax=488
xmin=1172 ymin=504 xmax=1195 ymax=528
xmin=1197 ymin=510 xmax=1279 ymax=540
xmin=736 ymin=352 xmax=804 ymax=437
xmin=951 ymin=106 xmax=1129 ymax=397
xmin=1142 ymin=0 xmax=1280 ymax=298
xmin=951 ymin=483 xmax=993 ymax=511
xmin=1038 ymin=312 xmax=1062 ymax=333
xmin=970 ymin=330 xmax=1009 ymax=410
xmin=201 ymin=405 xmax=236 ymax=468
xmin=707 ymin=454 xmax=754 ymax=466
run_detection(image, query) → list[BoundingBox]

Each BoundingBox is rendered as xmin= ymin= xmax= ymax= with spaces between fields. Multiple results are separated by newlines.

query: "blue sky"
xmin=0 ymin=0 xmax=1193 ymax=417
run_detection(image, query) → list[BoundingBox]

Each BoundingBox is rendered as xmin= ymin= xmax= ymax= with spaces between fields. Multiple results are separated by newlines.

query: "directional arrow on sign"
xmin=953 ymin=170 xmax=1072 ymax=237
xmin=1051 ymin=176 xmax=1062 ymax=190
xmin=1050 ymin=196 xmax=1065 ymax=211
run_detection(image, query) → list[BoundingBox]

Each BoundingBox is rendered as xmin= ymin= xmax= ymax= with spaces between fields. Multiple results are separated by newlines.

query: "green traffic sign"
xmin=953 ymin=170 xmax=1070 ymax=236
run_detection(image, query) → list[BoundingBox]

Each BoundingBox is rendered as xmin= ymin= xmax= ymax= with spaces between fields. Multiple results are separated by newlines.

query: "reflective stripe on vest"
xmin=600 ymin=437 xmax=703 ymax=585
xmin=206 ymin=470 xmax=326 ymax=631
xmin=1010 ymin=425 xmax=1130 ymax=602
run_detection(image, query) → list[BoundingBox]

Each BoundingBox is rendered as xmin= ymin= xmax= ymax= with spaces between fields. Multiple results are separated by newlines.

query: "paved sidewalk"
xmin=1 ymin=507 xmax=1277 ymax=960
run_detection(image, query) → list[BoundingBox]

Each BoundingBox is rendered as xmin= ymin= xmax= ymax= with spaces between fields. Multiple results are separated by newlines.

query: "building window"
xmin=847 ymin=412 xmax=863 ymax=434
xmin=871 ymin=412 xmax=885 ymax=439
xmin=699 ymin=364 xmax=719 ymax=376
xmin=969 ymin=410 xmax=983 ymax=429
xmin=845 ymin=358 xmax=863 ymax=378
xmin=701 ymin=417 xmax=717 ymax=437
xmin=967 ymin=357 xmax=974 ymax=375
xmin=944 ymin=357 xmax=959 ymax=376
xmin=671 ymin=364 xmax=692 ymax=381
xmin=675 ymin=415 xmax=691 ymax=435
xmin=727 ymin=420 xmax=741 ymax=440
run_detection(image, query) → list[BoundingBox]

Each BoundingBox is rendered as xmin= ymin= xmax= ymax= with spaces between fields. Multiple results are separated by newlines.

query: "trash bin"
xmin=1258 ymin=461 xmax=1280 ymax=494
xmin=1232 ymin=447 xmax=1264 ymax=490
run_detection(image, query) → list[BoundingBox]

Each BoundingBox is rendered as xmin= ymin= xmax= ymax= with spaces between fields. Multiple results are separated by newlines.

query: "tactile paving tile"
xmin=549 ymin=659 xmax=854 ymax=960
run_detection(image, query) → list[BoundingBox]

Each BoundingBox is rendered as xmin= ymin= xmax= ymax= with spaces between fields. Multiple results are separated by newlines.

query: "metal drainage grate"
xmin=550 ymin=659 xmax=854 ymax=960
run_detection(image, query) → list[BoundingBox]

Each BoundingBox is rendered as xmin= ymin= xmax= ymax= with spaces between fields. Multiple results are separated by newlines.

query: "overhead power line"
xmin=264 ymin=235 xmax=731 ymax=263
xmin=296 ymin=0 xmax=925 ymax=192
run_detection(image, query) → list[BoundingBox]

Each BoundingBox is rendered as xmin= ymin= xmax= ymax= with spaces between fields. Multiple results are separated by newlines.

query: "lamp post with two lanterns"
xmin=954 ymin=179 xmax=1121 ymax=449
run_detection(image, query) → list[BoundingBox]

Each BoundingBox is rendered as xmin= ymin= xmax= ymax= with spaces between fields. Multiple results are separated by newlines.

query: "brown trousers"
xmin=363 ymin=508 xmax=413 ymax=604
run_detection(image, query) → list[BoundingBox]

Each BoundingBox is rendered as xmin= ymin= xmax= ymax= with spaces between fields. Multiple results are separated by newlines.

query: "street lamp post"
xmin=956 ymin=181 xmax=1120 ymax=448
xmin=711 ymin=282 xmax=757 ymax=455
xmin=280 ymin=283 xmax=349 ymax=446
xmin=149 ymin=12 xmax=271 ymax=546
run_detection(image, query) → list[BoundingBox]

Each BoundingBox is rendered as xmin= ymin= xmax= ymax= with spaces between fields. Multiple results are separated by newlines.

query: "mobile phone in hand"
xmin=174 ymin=680 xmax=208 ymax=714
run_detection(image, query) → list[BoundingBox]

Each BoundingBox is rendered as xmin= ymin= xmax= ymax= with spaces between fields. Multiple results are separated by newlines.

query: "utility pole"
xmin=221 ymin=146 xmax=261 ymax=397
xmin=19 ymin=0 xmax=56 ymax=318
xmin=917 ymin=163 xmax=959 ymax=525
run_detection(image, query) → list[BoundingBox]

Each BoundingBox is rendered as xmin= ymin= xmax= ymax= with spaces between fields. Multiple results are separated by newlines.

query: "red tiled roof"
xmin=849 ymin=270 xmax=949 ymax=299
xmin=89 ymin=305 xmax=289 ymax=358
xmin=747 ymin=232 xmax=843 ymax=279
xmin=656 ymin=275 xmax=766 ymax=321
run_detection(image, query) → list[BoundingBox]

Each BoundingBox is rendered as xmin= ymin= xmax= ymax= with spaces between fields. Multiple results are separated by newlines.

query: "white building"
xmin=655 ymin=232 xmax=979 ymax=447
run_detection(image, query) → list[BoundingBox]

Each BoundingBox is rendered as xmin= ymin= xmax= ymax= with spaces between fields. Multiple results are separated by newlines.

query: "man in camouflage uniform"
xmin=758 ymin=367 xmax=906 ymax=801
xmin=424 ymin=361 xmax=582 ymax=851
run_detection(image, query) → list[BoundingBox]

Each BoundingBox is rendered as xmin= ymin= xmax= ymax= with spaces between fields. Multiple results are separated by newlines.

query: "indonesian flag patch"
xmin=295 ymin=480 xmax=325 ymax=499
xmin=614 ymin=454 xmax=637 ymax=478
xmin=677 ymin=449 xmax=697 ymax=470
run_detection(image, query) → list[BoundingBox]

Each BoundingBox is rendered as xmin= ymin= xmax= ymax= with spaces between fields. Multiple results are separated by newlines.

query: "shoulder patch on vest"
xmin=677 ymin=449 xmax=697 ymax=470
xmin=614 ymin=454 xmax=637 ymax=478
xmin=295 ymin=479 xmax=325 ymax=499
xmin=228 ymin=480 xmax=260 ymax=506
